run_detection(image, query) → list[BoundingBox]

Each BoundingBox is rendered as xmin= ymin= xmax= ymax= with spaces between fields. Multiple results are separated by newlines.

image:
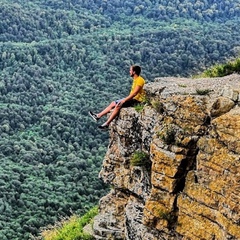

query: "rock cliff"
xmin=93 ymin=74 xmax=240 ymax=240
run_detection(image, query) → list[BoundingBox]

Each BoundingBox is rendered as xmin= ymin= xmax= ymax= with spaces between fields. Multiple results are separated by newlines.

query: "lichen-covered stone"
xmin=210 ymin=96 xmax=235 ymax=117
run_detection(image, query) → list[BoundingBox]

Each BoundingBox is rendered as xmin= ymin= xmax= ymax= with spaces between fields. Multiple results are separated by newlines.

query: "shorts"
xmin=115 ymin=99 xmax=140 ymax=108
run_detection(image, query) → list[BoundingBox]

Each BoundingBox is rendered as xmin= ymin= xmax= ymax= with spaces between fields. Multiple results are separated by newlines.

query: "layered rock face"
xmin=93 ymin=74 xmax=240 ymax=240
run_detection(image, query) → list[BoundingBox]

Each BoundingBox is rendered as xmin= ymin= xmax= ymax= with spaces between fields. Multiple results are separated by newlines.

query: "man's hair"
xmin=132 ymin=65 xmax=141 ymax=76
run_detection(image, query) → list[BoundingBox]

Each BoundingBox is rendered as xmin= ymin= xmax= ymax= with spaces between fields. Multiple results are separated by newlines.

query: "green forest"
xmin=0 ymin=0 xmax=239 ymax=239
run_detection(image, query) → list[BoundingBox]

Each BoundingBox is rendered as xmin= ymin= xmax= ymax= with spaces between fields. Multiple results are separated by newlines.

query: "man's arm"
xmin=117 ymin=85 xmax=142 ymax=106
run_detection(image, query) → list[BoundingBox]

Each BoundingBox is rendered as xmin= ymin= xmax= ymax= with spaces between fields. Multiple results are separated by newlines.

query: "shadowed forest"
xmin=0 ymin=0 xmax=240 ymax=239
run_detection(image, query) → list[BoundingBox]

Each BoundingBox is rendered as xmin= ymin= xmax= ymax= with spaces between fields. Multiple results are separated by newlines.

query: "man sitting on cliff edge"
xmin=89 ymin=65 xmax=145 ymax=130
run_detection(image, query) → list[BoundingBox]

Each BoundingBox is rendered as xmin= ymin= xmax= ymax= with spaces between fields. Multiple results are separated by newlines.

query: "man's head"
xmin=130 ymin=65 xmax=141 ymax=77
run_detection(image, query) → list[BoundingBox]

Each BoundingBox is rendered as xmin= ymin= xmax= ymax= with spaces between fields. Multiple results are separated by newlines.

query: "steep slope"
xmin=93 ymin=74 xmax=240 ymax=239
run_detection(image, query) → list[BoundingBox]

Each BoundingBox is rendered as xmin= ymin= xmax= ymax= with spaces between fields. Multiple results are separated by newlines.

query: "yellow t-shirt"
xmin=130 ymin=76 xmax=145 ymax=102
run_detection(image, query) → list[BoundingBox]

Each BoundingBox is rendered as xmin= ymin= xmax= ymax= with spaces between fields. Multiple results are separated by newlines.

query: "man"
xmin=89 ymin=65 xmax=145 ymax=130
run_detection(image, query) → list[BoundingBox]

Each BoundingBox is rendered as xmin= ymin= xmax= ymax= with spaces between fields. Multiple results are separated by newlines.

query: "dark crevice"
xmin=203 ymin=115 xmax=211 ymax=126
xmin=168 ymin=139 xmax=200 ymax=231
xmin=173 ymin=145 xmax=199 ymax=194
xmin=194 ymin=174 xmax=199 ymax=183
xmin=116 ymin=187 xmax=145 ymax=203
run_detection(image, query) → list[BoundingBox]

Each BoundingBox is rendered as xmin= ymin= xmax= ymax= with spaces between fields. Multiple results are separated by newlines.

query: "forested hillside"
xmin=0 ymin=0 xmax=239 ymax=239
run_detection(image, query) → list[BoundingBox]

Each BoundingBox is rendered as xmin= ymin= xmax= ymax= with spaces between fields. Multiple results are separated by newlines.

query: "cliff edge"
xmin=93 ymin=74 xmax=240 ymax=240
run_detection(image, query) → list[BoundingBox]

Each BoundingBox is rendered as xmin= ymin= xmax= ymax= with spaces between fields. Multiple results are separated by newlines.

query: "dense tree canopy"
xmin=0 ymin=0 xmax=239 ymax=239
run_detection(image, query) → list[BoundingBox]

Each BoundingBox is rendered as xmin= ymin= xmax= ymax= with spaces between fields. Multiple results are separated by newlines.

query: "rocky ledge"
xmin=93 ymin=74 xmax=240 ymax=240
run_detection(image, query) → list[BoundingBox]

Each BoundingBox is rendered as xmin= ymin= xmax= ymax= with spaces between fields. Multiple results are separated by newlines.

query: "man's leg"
xmin=98 ymin=105 xmax=121 ymax=129
xmin=97 ymin=101 xmax=116 ymax=118
xmin=105 ymin=105 xmax=121 ymax=125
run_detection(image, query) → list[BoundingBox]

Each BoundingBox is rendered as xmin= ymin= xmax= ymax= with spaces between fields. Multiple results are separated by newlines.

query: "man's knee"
xmin=108 ymin=101 xmax=116 ymax=108
xmin=115 ymin=105 xmax=121 ymax=111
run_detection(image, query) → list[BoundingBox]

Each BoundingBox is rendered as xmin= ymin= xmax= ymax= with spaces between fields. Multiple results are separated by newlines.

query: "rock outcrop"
xmin=93 ymin=74 xmax=240 ymax=240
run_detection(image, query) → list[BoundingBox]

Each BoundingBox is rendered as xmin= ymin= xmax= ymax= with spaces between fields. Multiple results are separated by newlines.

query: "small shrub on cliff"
xmin=178 ymin=84 xmax=187 ymax=88
xmin=158 ymin=126 xmax=176 ymax=145
xmin=130 ymin=151 xmax=150 ymax=167
xmin=156 ymin=209 xmax=176 ymax=225
xmin=134 ymin=96 xmax=150 ymax=112
xmin=195 ymin=89 xmax=212 ymax=95
xmin=40 ymin=206 xmax=98 ymax=240
xmin=151 ymin=100 xmax=164 ymax=113
xmin=197 ymin=57 xmax=240 ymax=77
xmin=134 ymin=103 xmax=145 ymax=112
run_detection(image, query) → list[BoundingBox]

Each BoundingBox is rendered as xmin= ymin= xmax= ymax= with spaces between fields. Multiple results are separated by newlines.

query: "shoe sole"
xmin=98 ymin=126 xmax=109 ymax=131
xmin=89 ymin=112 xmax=98 ymax=122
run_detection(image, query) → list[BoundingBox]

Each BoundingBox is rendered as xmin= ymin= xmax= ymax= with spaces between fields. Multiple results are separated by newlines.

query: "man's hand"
xmin=116 ymin=101 xmax=121 ymax=107
xmin=117 ymin=99 xmax=125 ymax=107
